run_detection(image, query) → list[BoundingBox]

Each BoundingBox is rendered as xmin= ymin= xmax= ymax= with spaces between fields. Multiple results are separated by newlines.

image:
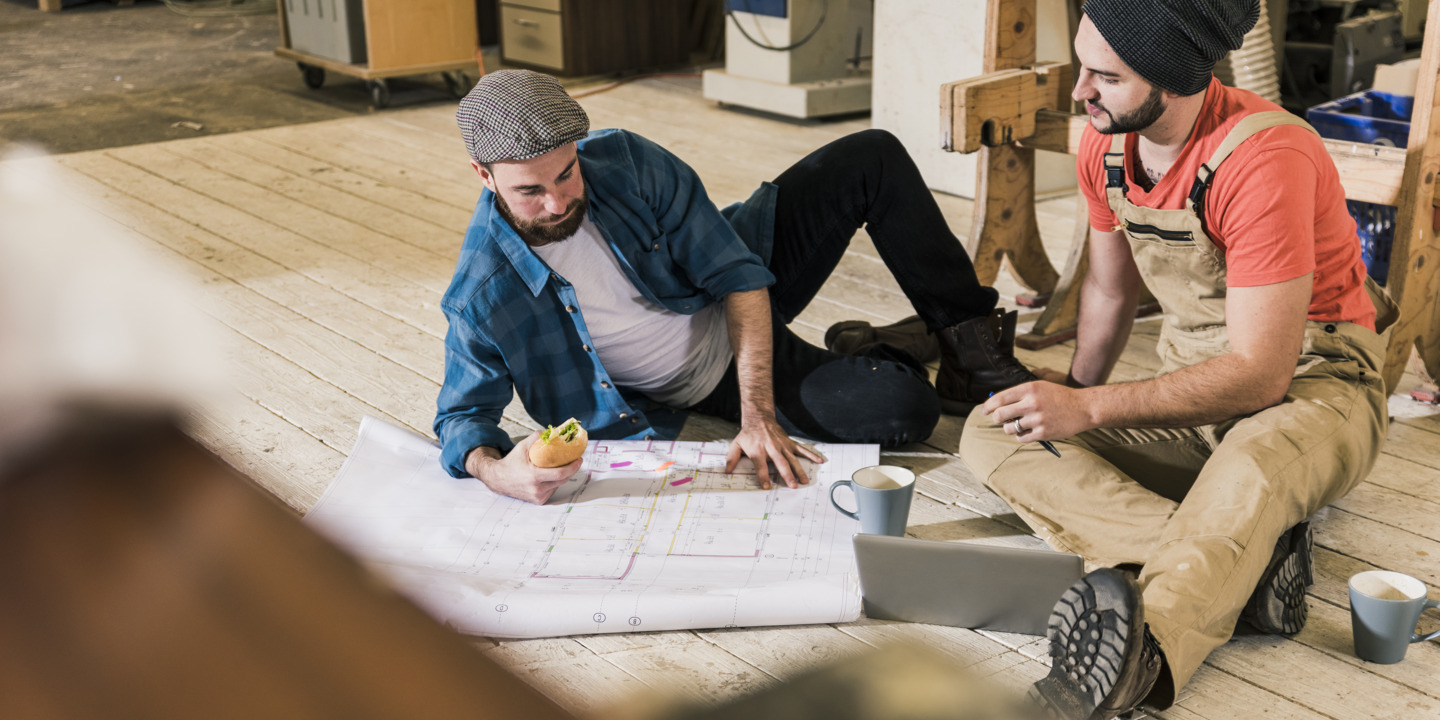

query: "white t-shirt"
xmin=532 ymin=215 xmax=733 ymax=407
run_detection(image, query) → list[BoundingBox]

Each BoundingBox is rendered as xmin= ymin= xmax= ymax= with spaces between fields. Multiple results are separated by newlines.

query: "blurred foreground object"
xmin=0 ymin=146 xmax=572 ymax=720
xmin=0 ymin=145 xmax=221 ymax=471
xmin=0 ymin=414 xmax=574 ymax=720
xmin=612 ymin=643 xmax=1036 ymax=720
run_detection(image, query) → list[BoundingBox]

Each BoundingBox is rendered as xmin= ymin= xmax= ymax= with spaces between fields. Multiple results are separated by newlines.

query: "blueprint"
xmin=306 ymin=417 xmax=873 ymax=638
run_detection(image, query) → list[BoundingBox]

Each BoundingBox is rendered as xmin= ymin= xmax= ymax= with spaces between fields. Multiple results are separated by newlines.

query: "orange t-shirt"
xmin=1077 ymin=77 xmax=1376 ymax=330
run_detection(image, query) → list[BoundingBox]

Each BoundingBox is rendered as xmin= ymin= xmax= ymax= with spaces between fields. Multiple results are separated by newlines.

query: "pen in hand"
xmin=989 ymin=392 xmax=1062 ymax=458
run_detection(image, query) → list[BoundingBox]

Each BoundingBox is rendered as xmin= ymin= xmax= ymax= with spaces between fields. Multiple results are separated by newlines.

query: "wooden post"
xmin=965 ymin=0 xmax=1059 ymax=296
xmin=1382 ymin=0 xmax=1440 ymax=394
xmin=38 ymin=0 xmax=62 ymax=11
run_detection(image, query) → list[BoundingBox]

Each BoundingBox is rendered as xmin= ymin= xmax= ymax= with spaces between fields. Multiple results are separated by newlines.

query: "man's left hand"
xmin=726 ymin=417 xmax=826 ymax=490
xmin=981 ymin=381 xmax=1095 ymax=443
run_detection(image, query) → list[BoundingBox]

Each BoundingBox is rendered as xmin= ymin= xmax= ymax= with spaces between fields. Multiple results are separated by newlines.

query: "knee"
xmin=958 ymin=405 xmax=1017 ymax=486
xmin=795 ymin=357 xmax=938 ymax=446
xmin=841 ymin=128 xmax=907 ymax=168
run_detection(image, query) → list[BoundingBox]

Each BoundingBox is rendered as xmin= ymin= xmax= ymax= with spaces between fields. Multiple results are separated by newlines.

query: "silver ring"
xmin=1010 ymin=419 xmax=1024 ymax=434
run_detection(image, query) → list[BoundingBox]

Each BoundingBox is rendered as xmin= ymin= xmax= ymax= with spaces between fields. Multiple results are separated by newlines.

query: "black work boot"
xmin=1241 ymin=521 xmax=1314 ymax=635
xmin=1031 ymin=568 xmax=1164 ymax=720
xmin=824 ymin=315 xmax=941 ymax=364
xmin=935 ymin=309 xmax=1038 ymax=413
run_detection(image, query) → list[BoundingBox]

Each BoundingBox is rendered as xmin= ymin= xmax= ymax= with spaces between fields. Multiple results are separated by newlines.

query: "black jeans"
xmin=687 ymin=130 xmax=999 ymax=446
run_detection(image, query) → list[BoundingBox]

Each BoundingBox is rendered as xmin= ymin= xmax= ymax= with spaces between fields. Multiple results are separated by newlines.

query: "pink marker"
xmin=670 ymin=477 xmax=692 ymax=487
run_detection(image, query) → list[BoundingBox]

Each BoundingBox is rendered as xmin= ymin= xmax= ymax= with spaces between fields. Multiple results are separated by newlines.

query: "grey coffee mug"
xmin=829 ymin=465 xmax=915 ymax=537
xmin=1349 ymin=570 xmax=1440 ymax=664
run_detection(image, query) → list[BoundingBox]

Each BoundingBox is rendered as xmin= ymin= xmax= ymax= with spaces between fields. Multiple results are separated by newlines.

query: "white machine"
xmin=702 ymin=0 xmax=874 ymax=119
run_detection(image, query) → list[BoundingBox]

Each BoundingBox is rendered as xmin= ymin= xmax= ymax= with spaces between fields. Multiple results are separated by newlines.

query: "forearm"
xmin=1069 ymin=269 xmax=1139 ymax=388
xmin=1084 ymin=353 xmax=1289 ymax=429
xmin=724 ymin=288 xmax=775 ymax=422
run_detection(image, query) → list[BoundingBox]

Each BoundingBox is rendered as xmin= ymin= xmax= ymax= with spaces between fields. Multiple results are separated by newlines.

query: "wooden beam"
xmin=941 ymin=63 xmax=1072 ymax=153
xmin=964 ymin=0 xmax=1060 ymax=296
xmin=1382 ymin=0 xmax=1440 ymax=393
xmin=1017 ymin=109 xmax=1086 ymax=154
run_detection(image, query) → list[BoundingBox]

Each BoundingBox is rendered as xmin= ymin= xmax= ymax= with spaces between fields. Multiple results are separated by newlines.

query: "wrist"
xmin=465 ymin=446 xmax=502 ymax=479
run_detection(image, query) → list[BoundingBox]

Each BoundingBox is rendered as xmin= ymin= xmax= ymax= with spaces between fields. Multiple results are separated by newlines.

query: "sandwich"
xmin=528 ymin=418 xmax=587 ymax=468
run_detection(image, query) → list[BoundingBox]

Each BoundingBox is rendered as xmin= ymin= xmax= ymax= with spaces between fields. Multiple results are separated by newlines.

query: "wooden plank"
xmin=1316 ymin=508 xmax=1440 ymax=588
xmin=122 ymin=145 xmax=455 ymax=294
xmin=258 ymin=124 xmax=481 ymax=213
xmin=983 ymin=0 xmax=1037 ymax=73
xmin=942 ymin=63 xmax=1072 ymax=153
xmin=1165 ymin=665 xmax=1335 ymax=720
xmin=213 ymin=133 xmax=475 ymax=232
xmin=58 ymin=152 xmax=448 ymax=338
xmin=1207 ymin=620 xmax=1440 ymax=716
xmin=696 ymin=624 xmax=873 ymax=681
xmin=835 ymin=617 xmax=1017 ymax=670
xmin=218 ymin=322 xmax=396 ymax=456
xmin=190 ymin=255 xmax=442 ymax=438
xmin=1282 ymin=593 xmax=1440 ymax=701
xmin=185 ymin=392 xmax=346 ymax=512
xmin=596 ymin=640 xmax=779 ymax=705
xmin=492 ymin=653 xmax=648 ymax=716
xmin=1331 ymin=482 xmax=1440 ymax=543
xmin=163 ymin=139 xmax=461 ymax=259
xmin=55 ymin=156 xmax=447 ymax=382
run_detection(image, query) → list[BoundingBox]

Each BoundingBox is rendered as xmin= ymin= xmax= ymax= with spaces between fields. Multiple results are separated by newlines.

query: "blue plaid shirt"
xmin=435 ymin=129 xmax=778 ymax=478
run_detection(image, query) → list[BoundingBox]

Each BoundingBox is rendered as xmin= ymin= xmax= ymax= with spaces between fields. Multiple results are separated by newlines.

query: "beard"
xmin=495 ymin=191 xmax=590 ymax=246
xmin=1090 ymin=85 xmax=1166 ymax=135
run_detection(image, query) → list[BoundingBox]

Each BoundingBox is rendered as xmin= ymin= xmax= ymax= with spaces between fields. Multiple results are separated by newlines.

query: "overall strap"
xmin=1102 ymin=132 xmax=1129 ymax=225
xmin=1104 ymin=132 xmax=1128 ymax=191
xmin=1186 ymin=111 xmax=1320 ymax=224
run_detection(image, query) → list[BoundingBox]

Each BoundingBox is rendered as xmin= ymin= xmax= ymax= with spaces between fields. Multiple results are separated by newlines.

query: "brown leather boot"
xmin=935 ymin=309 xmax=1038 ymax=413
xmin=824 ymin=315 xmax=941 ymax=364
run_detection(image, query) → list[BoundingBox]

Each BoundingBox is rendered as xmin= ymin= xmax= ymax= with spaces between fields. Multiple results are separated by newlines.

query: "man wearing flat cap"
xmin=434 ymin=69 xmax=1035 ymax=505
xmin=958 ymin=0 xmax=1399 ymax=717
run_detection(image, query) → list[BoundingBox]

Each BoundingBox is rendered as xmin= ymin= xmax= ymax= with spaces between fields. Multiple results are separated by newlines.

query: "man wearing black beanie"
xmin=961 ymin=1 xmax=1398 ymax=718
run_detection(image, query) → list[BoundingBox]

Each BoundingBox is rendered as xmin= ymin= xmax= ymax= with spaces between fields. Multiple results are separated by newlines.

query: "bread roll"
xmin=528 ymin=418 xmax=587 ymax=468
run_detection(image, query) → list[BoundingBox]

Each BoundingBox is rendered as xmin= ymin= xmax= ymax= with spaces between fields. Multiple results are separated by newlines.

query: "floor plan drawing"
xmin=306 ymin=418 xmax=874 ymax=638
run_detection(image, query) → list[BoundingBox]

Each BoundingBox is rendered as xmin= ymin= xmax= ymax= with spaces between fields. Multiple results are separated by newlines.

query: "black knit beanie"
xmin=1084 ymin=0 xmax=1259 ymax=96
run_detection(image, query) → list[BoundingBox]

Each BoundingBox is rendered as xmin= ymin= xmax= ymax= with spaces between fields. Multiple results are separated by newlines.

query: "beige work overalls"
xmin=961 ymin=112 xmax=1398 ymax=703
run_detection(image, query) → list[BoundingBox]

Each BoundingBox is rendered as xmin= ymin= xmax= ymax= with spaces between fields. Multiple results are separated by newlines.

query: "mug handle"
xmin=1413 ymin=598 xmax=1440 ymax=644
xmin=829 ymin=480 xmax=859 ymax=521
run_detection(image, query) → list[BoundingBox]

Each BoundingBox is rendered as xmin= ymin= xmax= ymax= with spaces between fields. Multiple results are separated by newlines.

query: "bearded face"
xmin=495 ymin=190 xmax=589 ymax=245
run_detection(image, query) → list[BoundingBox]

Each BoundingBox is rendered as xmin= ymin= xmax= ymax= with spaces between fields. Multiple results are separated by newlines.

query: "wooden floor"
xmin=25 ymin=76 xmax=1440 ymax=718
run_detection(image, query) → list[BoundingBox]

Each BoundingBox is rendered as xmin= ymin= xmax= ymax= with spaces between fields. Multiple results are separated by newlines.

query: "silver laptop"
xmin=853 ymin=534 xmax=1084 ymax=636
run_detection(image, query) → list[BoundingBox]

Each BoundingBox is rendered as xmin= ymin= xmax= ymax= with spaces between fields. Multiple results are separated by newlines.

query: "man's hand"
xmin=726 ymin=416 xmax=826 ymax=490
xmin=465 ymin=431 xmax=583 ymax=505
xmin=981 ymin=380 xmax=1096 ymax=443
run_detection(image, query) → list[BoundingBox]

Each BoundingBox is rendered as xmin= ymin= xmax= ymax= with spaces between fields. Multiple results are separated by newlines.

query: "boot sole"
xmin=1243 ymin=522 xmax=1314 ymax=635
xmin=1030 ymin=569 xmax=1145 ymax=720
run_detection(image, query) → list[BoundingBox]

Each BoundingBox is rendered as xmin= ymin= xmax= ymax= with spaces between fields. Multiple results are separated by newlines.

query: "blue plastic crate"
xmin=1306 ymin=90 xmax=1413 ymax=285
xmin=1306 ymin=91 xmax=1413 ymax=148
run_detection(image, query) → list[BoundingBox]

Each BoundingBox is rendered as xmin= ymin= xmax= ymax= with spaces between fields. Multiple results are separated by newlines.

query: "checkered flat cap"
xmin=457 ymin=70 xmax=590 ymax=164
